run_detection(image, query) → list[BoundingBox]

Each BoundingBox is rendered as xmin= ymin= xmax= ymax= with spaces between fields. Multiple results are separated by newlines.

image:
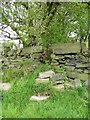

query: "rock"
xmin=52 ymin=84 xmax=64 ymax=91
xmin=0 ymin=82 xmax=11 ymax=91
xmin=79 ymin=56 xmax=88 ymax=63
xmin=52 ymin=43 xmax=81 ymax=55
xmin=66 ymin=71 xmax=78 ymax=79
xmin=75 ymin=69 xmax=83 ymax=73
xmin=2 ymin=65 xmax=9 ymax=69
xmin=84 ymin=51 xmax=89 ymax=57
xmin=51 ymin=60 xmax=59 ymax=66
xmin=31 ymin=53 xmax=40 ymax=59
xmin=51 ymin=62 xmax=59 ymax=66
xmin=51 ymin=54 xmax=56 ymax=59
xmin=39 ymin=70 xmax=55 ymax=79
xmin=51 ymin=73 xmax=66 ymax=81
xmin=53 ymin=80 xmax=64 ymax=85
xmin=65 ymin=79 xmax=81 ymax=89
xmin=74 ymin=79 xmax=82 ymax=88
xmin=78 ymin=73 xmax=88 ymax=81
xmin=54 ymin=56 xmax=59 ymax=60
xmin=21 ymin=46 xmax=42 ymax=55
xmin=59 ymin=60 xmax=66 ymax=64
xmin=59 ymin=56 xmax=65 ymax=59
xmin=35 ymin=78 xmax=50 ymax=84
xmin=7 ymin=50 xmax=16 ymax=57
xmin=81 ymin=42 xmax=87 ymax=53
xmin=51 ymin=60 xmax=58 ymax=63
xmin=65 ymin=63 xmax=75 ymax=66
xmin=85 ymin=80 xmax=90 ymax=87
xmin=84 ymin=70 xmax=88 ymax=74
xmin=30 ymin=95 xmax=50 ymax=101
xmin=64 ymin=66 xmax=75 ymax=71
xmin=76 ymin=63 xmax=88 ymax=69
xmin=64 ymin=55 xmax=71 ymax=58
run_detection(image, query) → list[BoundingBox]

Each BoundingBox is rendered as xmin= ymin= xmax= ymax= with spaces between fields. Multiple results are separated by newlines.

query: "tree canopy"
xmin=1 ymin=1 xmax=88 ymax=47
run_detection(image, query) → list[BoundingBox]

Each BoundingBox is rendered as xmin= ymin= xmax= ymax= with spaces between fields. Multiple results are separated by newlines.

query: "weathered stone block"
xmin=51 ymin=73 xmax=66 ymax=81
xmin=81 ymin=43 xmax=87 ymax=53
xmin=52 ymin=43 xmax=81 ymax=55
xmin=66 ymin=71 xmax=79 ymax=79
xmin=51 ymin=60 xmax=58 ymax=63
xmin=51 ymin=62 xmax=59 ymax=66
xmin=39 ymin=70 xmax=55 ymax=79
xmin=53 ymin=80 xmax=64 ymax=85
xmin=65 ymin=79 xmax=81 ymax=89
xmin=32 ymin=53 xmax=40 ymax=59
xmin=21 ymin=46 xmax=42 ymax=55
xmin=52 ymin=84 xmax=64 ymax=91
xmin=51 ymin=54 xmax=56 ymax=59
xmin=59 ymin=59 xmax=66 ymax=63
xmin=64 ymin=66 xmax=75 ymax=71
xmin=76 ymin=63 xmax=88 ymax=69
xmin=35 ymin=78 xmax=50 ymax=84
xmin=78 ymin=73 xmax=88 ymax=81
xmin=83 ymin=70 xmax=88 ymax=74
xmin=75 ymin=69 xmax=83 ymax=73
xmin=85 ymin=80 xmax=90 ymax=87
xmin=30 ymin=95 xmax=50 ymax=101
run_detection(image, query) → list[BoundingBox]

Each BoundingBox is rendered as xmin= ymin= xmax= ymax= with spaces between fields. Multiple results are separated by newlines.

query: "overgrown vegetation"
xmin=1 ymin=2 xmax=88 ymax=47
xmin=2 ymin=63 xmax=88 ymax=118
xmin=1 ymin=1 xmax=89 ymax=119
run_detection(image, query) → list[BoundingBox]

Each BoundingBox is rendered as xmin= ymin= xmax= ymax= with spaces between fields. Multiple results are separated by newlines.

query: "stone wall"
xmin=51 ymin=42 xmax=89 ymax=82
xmin=1 ymin=42 xmax=89 ymax=84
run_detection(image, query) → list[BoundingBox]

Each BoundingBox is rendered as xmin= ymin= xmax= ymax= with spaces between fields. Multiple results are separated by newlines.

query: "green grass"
xmin=2 ymin=63 xmax=89 ymax=118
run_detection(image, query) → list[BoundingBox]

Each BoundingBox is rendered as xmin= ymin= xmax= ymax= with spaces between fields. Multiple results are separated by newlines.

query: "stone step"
xmin=52 ymin=84 xmax=64 ymax=91
xmin=35 ymin=78 xmax=50 ymax=84
xmin=30 ymin=95 xmax=50 ymax=101
xmin=51 ymin=73 xmax=66 ymax=81
xmin=39 ymin=70 xmax=55 ymax=79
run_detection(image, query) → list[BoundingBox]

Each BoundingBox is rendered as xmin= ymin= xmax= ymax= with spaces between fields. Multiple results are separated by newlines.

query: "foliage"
xmin=2 ymin=64 xmax=88 ymax=118
xmin=1 ymin=2 xmax=88 ymax=47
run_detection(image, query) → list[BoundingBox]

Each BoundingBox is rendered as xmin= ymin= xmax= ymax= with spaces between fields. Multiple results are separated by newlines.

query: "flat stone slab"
xmin=21 ymin=46 xmax=42 ymax=55
xmin=52 ymin=43 xmax=81 ymax=55
xmin=51 ymin=73 xmax=66 ymax=81
xmin=78 ymin=73 xmax=88 ymax=81
xmin=85 ymin=80 xmax=90 ymax=87
xmin=0 ymin=82 xmax=11 ymax=91
xmin=35 ymin=78 xmax=49 ymax=84
xmin=76 ymin=63 xmax=88 ymax=69
xmin=30 ymin=95 xmax=50 ymax=101
xmin=52 ymin=84 xmax=64 ymax=91
xmin=65 ymin=79 xmax=81 ymax=89
xmin=66 ymin=71 xmax=78 ymax=79
xmin=39 ymin=70 xmax=55 ymax=79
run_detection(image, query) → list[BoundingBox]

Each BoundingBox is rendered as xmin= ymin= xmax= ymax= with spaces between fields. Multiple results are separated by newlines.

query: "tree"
xmin=1 ymin=1 xmax=88 ymax=48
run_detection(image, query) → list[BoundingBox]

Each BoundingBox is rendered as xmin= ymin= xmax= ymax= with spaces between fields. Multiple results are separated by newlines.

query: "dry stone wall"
xmin=51 ymin=42 xmax=89 ymax=83
xmin=1 ymin=42 xmax=89 ymax=86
